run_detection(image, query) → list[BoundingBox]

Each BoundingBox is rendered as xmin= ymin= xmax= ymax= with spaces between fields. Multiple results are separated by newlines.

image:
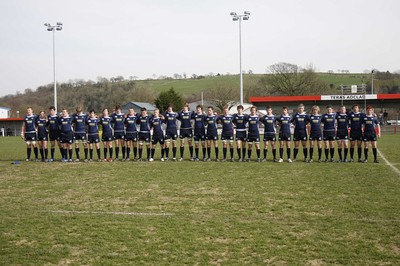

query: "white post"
xmin=239 ymin=17 xmax=243 ymax=105
xmin=52 ymin=29 xmax=57 ymax=112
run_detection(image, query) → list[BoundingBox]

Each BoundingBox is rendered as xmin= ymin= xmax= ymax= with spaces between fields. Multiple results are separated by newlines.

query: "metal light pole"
xmin=44 ymin=22 xmax=63 ymax=112
xmin=371 ymin=69 xmax=375 ymax=94
xmin=230 ymin=11 xmax=250 ymax=105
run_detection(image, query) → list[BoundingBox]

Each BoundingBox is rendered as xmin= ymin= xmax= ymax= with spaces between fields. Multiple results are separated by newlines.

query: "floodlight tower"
xmin=230 ymin=11 xmax=250 ymax=105
xmin=44 ymin=22 xmax=63 ymax=112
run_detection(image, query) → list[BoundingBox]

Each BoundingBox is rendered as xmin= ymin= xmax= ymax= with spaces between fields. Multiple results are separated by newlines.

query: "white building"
xmin=0 ymin=107 xmax=11 ymax=118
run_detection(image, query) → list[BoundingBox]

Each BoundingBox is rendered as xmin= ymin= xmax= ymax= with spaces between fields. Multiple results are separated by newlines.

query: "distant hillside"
xmin=0 ymin=73 xmax=382 ymax=117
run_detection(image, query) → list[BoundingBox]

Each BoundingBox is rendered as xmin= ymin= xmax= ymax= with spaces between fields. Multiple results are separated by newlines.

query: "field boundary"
xmin=378 ymin=148 xmax=400 ymax=176
xmin=44 ymin=210 xmax=173 ymax=216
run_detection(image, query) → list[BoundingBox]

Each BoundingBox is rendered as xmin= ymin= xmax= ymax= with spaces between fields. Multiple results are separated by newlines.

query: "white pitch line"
xmin=45 ymin=210 xmax=173 ymax=216
xmin=377 ymin=148 xmax=400 ymax=176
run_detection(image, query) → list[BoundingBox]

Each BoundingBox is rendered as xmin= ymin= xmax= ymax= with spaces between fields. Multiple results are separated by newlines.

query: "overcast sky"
xmin=0 ymin=0 xmax=398 ymax=97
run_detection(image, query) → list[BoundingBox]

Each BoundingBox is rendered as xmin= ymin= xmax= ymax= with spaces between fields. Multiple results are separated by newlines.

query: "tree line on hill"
xmin=1 ymin=62 xmax=399 ymax=116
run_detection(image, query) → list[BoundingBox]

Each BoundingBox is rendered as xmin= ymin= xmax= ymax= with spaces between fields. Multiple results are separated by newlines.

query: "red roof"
xmin=0 ymin=118 xmax=23 ymax=121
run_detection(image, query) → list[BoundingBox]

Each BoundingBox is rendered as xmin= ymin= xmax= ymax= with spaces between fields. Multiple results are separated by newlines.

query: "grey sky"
xmin=0 ymin=0 xmax=398 ymax=97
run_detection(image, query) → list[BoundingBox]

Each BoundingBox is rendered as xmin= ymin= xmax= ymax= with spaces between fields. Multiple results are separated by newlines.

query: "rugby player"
xmin=336 ymin=105 xmax=349 ymax=162
xmin=205 ymin=106 xmax=219 ymax=161
xmin=291 ymin=104 xmax=309 ymax=162
xmin=191 ymin=105 xmax=207 ymax=161
xmin=21 ymin=107 xmax=38 ymax=161
xmin=136 ymin=107 xmax=152 ymax=161
xmin=276 ymin=106 xmax=292 ymax=163
xmin=124 ymin=107 xmax=138 ymax=161
xmin=260 ymin=106 xmax=277 ymax=162
xmin=48 ymin=106 xmax=61 ymax=161
xmin=247 ymin=106 xmax=261 ymax=162
xmin=111 ymin=105 xmax=126 ymax=160
xmin=232 ymin=105 xmax=248 ymax=162
xmin=86 ymin=110 xmax=101 ymax=161
xmin=217 ymin=106 xmax=235 ymax=162
xmin=99 ymin=108 xmax=114 ymax=162
xmin=349 ymin=104 xmax=365 ymax=162
xmin=72 ymin=107 xmax=88 ymax=162
xmin=36 ymin=111 xmax=49 ymax=162
xmin=164 ymin=105 xmax=178 ymax=161
xmin=150 ymin=108 xmax=165 ymax=162
xmin=362 ymin=106 xmax=380 ymax=163
xmin=58 ymin=108 xmax=74 ymax=162
xmin=308 ymin=105 xmax=323 ymax=162
xmin=177 ymin=104 xmax=194 ymax=161
xmin=321 ymin=105 xmax=336 ymax=162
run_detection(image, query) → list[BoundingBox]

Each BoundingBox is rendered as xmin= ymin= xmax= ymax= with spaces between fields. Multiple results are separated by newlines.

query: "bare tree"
xmin=260 ymin=62 xmax=328 ymax=96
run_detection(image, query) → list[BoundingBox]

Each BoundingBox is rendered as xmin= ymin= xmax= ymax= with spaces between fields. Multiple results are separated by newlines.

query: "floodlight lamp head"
xmin=230 ymin=12 xmax=237 ymax=16
xmin=244 ymin=11 xmax=250 ymax=15
xmin=44 ymin=23 xmax=50 ymax=26
xmin=47 ymin=27 xmax=53 ymax=31
xmin=56 ymin=26 xmax=62 ymax=31
xmin=243 ymin=16 xmax=249 ymax=20
xmin=232 ymin=17 xmax=239 ymax=21
xmin=57 ymin=22 xmax=63 ymax=26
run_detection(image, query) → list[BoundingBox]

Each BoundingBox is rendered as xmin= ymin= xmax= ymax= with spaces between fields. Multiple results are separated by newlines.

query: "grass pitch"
xmin=1 ymin=136 xmax=400 ymax=265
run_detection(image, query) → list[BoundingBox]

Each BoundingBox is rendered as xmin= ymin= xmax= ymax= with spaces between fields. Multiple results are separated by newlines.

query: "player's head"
xmin=62 ymin=108 xmax=68 ymax=116
xmin=167 ymin=105 xmax=173 ymax=112
xmin=352 ymin=104 xmax=360 ymax=112
xmin=223 ymin=106 xmax=229 ymax=115
xmin=26 ymin=107 xmax=33 ymax=115
xmin=266 ymin=105 xmax=272 ymax=115
xmin=140 ymin=107 xmax=147 ymax=115
xmin=282 ymin=106 xmax=288 ymax=115
xmin=250 ymin=106 xmax=257 ymax=115
xmin=183 ymin=103 xmax=189 ymax=112
xmin=196 ymin=105 xmax=203 ymax=113
xmin=76 ymin=106 xmax=82 ymax=113
xmin=102 ymin=108 xmax=109 ymax=116
xmin=115 ymin=105 xmax=122 ymax=113
xmin=39 ymin=110 xmax=46 ymax=118
xmin=237 ymin=105 xmax=244 ymax=114
xmin=326 ymin=105 xmax=333 ymax=113
xmin=339 ymin=105 xmax=346 ymax=114
xmin=89 ymin=109 xmax=96 ymax=117
xmin=128 ymin=107 xmax=135 ymax=115
xmin=153 ymin=108 xmax=160 ymax=117
xmin=49 ymin=106 xmax=56 ymax=115
xmin=311 ymin=105 xmax=320 ymax=114
xmin=207 ymin=106 xmax=214 ymax=116
xmin=366 ymin=105 xmax=374 ymax=115
xmin=298 ymin=104 xmax=305 ymax=113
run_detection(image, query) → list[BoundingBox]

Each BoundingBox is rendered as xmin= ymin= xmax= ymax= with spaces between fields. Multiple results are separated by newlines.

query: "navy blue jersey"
xmin=232 ymin=114 xmax=248 ymax=132
xmin=349 ymin=112 xmax=364 ymax=132
xmin=150 ymin=116 xmax=164 ymax=137
xmin=309 ymin=114 xmax=322 ymax=136
xmin=111 ymin=113 xmax=125 ymax=133
xmin=58 ymin=116 xmax=73 ymax=133
xmin=23 ymin=115 xmax=37 ymax=133
xmin=86 ymin=117 xmax=99 ymax=135
xmin=125 ymin=114 xmax=138 ymax=133
xmin=363 ymin=115 xmax=378 ymax=135
xmin=260 ymin=115 xmax=277 ymax=134
xmin=321 ymin=113 xmax=336 ymax=132
xmin=47 ymin=115 xmax=59 ymax=133
xmin=291 ymin=113 xmax=309 ymax=132
xmin=137 ymin=114 xmax=151 ymax=133
xmin=164 ymin=112 xmax=178 ymax=130
xmin=218 ymin=115 xmax=234 ymax=136
xmin=247 ymin=115 xmax=260 ymax=134
xmin=72 ymin=113 xmax=87 ymax=134
xmin=36 ymin=117 xmax=48 ymax=136
xmin=192 ymin=113 xmax=206 ymax=132
xmin=178 ymin=111 xmax=192 ymax=129
xmin=277 ymin=115 xmax=292 ymax=134
xmin=205 ymin=115 xmax=218 ymax=135
xmin=99 ymin=116 xmax=113 ymax=134
xmin=336 ymin=112 xmax=349 ymax=133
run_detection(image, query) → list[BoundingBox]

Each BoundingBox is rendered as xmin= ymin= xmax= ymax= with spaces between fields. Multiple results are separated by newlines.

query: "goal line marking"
xmin=377 ymin=148 xmax=400 ymax=176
